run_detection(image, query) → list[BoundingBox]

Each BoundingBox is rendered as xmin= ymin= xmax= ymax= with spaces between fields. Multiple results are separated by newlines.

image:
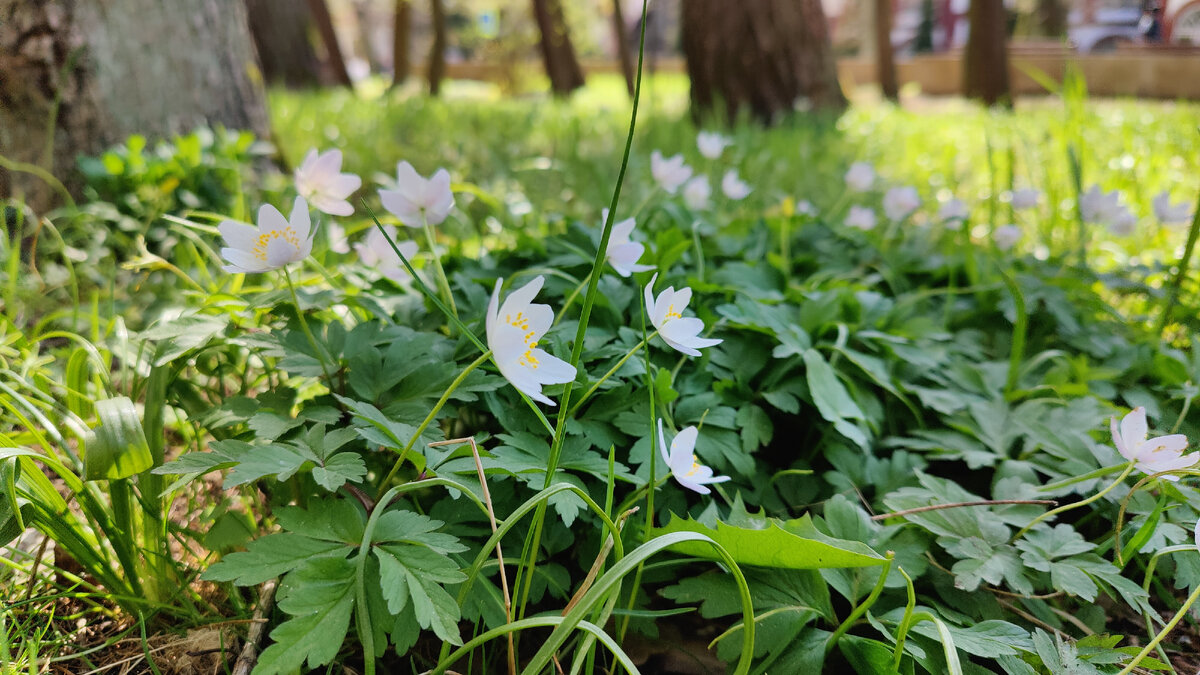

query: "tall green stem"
xmin=1156 ymin=187 xmax=1200 ymax=334
xmin=1117 ymin=581 xmax=1200 ymax=675
xmin=828 ymin=553 xmax=895 ymax=653
xmin=997 ymin=263 xmax=1027 ymax=397
xmin=1012 ymin=462 xmax=1136 ymax=542
xmin=567 ymin=332 xmax=656 ymax=417
xmin=422 ymin=217 xmax=458 ymax=319
xmin=282 ymin=266 xmax=334 ymax=385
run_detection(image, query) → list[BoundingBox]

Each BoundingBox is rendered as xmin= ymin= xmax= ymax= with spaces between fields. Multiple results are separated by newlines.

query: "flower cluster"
xmin=650 ymin=131 xmax=752 ymax=211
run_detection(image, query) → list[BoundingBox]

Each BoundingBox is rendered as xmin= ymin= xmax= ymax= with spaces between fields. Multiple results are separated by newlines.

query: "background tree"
xmin=962 ymin=0 xmax=1012 ymax=105
xmin=874 ymin=0 xmax=899 ymax=101
xmin=531 ymin=0 xmax=586 ymax=96
xmin=393 ymin=0 xmax=412 ymax=85
xmin=681 ymin=0 xmax=846 ymax=124
xmin=245 ymin=0 xmax=324 ymax=88
xmin=611 ymin=0 xmax=636 ymax=96
xmin=307 ymin=0 xmax=354 ymax=87
xmin=0 ymin=0 xmax=269 ymax=212
xmin=429 ymin=0 xmax=448 ymax=95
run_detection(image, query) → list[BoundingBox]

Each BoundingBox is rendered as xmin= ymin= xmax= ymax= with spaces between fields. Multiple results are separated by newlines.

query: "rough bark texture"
xmin=681 ymin=0 xmax=846 ymax=124
xmin=428 ymin=0 xmax=447 ymax=95
xmin=0 ymin=0 xmax=270 ymax=211
xmin=245 ymin=0 xmax=323 ymax=87
xmin=612 ymin=0 xmax=635 ymax=96
xmin=963 ymin=0 xmax=1012 ymax=105
xmin=306 ymin=0 xmax=353 ymax=87
xmin=874 ymin=0 xmax=899 ymax=100
xmin=531 ymin=0 xmax=585 ymax=96
xmin=392 ymin=0 xmax=412 ymax=85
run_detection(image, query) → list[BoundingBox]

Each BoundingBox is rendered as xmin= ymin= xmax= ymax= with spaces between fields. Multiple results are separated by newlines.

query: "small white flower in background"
xmin=219 ymin=196 xmax=314 ymax=273
xmin=992 ymin=224 xmax=1022 ymax=251
xmin=721 ymin=170 xmax=752 ymax=200
xmin=883 ymin=186 xmax=921 ymax=221
xmin=1154 ymin=191 xmax=1193 ymax=225
xmin=844 ymin=162 xmax=876 ymax=192
xmin=796 ymin=200 xmax=817 ymax=216
xmin=650 ymin=151 xmax=693 ymax=194
xmin=1010 ymin=188 xmax=1041 ymax=211
xmin=938 ymin=198 xmax=969 ymax=226
xmin=601 ymin=209 xmax=654 ymax=278
xmin=845 ymin=205 xmax=877 ymax=231
xmin=1079 ymin=184 xmax=1122 ymax=223
xmin=645 ymin=273 xmax=722 ymax=357
xmin=658 ymin=419 xmax=730 ymax=494
xmin=1107 ymin=206 xmax=1138 ymax=237
xmin=1195 ymin=519 xmax=1200 ymax=550
xmin=379 ymin=161 xmax=455 ymax=227
xmin=294 ymin=148 xmax=362 ymax=217
xmin=326 ymin=221 xmax=351 ymax=254
xmin=682 ymin=175 xmax=711 ymax=211
xmin=696 ymin=131 xmax=731 ymax=160
xmin=1111 ymin=407 xmax=1196 ymax=481
xmin=486 ymin=276 xmax=577 ymax=406
xmin=354 ymin=225 xmax=419 ymax=283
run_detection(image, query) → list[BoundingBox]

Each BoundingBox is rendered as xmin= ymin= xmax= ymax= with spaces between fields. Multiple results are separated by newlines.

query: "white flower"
xmin=796 ymin=200 xmax=817 ymax=216
xmin=844 ymin=162 xmax=876 ymax=192
xmin=645 ymin=273 xmax=722 ymax=357
xmin=939 ymin=198 xmax=969 ymax=226
xmin=658 ymin=419 xmax=730 ymax=494
xmin=883 ymin=186 xmax=921 ymax=221
xmin=486 ymin=276 xmax=577 ymax=406
xmin=379 ymin=161 xmax=455 ymax=227
xmin=1195 ymin=519 xmax=1200 ymax=550
xmin=219 ymin=197 xmax=314 ymax=273
xmin=1111 ymin=407 xmax=1196 ymax=481
xmin=1108 ymin=206 xmax=1138 ymax=237
xmin=845 ymin=206 xmax=877 ymax=231
xmin=354 ymin=225 xmax=419 ymax=283
xmin=992 ymin=224 xmax=1021 ymax=250
xmin=696 ymin=131 xmax=731 ymax=160
xmin=1080 ymin=184 xmax=1122 ymax=224
xmin=1010 ymin=188 xmax=1041 ymax=211
xmin=294 ymin=148 xmax=362 ymax=217
xmin=721 ymin=170 xmax=751 ymax=200
xmin=1153 ymin=191 xmax=1192 ymax=225
xmin=650 ymin=151 xmax=693 ymax=194
xmin=327 ymin=221 xmax=351 ymax=254
xmin=682 ymin=176 xmax=711 ymax=211
xmin=602 ymin=209 xmax=654 ymax=277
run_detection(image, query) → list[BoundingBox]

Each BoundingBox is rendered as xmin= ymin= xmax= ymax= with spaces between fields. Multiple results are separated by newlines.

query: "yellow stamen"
xmin=252 ymin=227 xmax=301 ymax=262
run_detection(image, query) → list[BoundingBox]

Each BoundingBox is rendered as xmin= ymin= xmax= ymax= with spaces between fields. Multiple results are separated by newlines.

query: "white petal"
xmin=289 ymin=196 xmax=311 ymax=241
xmin=497 ymin=276 xmax=546 ymax=322
xmin=218 ymin=220 xmax=258 ymax=252
xmin=221 ymin=247 xmax=269 ymax=273
xmin=658 ymin=419 xmax=671 ymax=468
xmin=257 ymin=203 xmax=289 ymax=235
xmin=380 ymin=188 xmax=420 ymax=226
xmin=265 ymin=237 xmax=299 ymax=268
xmin=1120 ymin=408 xmax=1148 ymax=453
xmin=671 ymin=426 xmax=698 ymax=464
xmin=486 ymin=278 xmax=504 ymax=344
xmin=529 ymin=349 xmax=576 ymax=384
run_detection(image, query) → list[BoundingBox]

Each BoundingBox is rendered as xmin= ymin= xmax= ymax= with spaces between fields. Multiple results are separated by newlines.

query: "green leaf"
xmin=652 ymin=514 xmax=887 ymax=569
xmin=839 ymin=635 xmax=902 ymax=674
xmin=311 ymin=452 xmax=367 ymax=491
xmin=736 ymin=404 xmax=773 ymax=452
xmin=202 ymin=533 xmax=348 ymax=585
xmin=224 ymin=443 xmax=308 ymax=487
xmin=255 ymin=557 xmax=355 ymax=675
xmin=85 ymin=397 xmax=154 ymax=480
xmin=802 ymin=349 xmax=868 ymax=448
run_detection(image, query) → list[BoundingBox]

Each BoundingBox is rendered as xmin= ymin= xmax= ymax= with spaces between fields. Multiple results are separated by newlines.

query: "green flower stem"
xmin=1117 ymin=580 xmax=1200 ymax=675
xmin=892 ymin=567 xmax=918 ymax=670
xmin=1140 ymin=544 xmax=1195 ymax=668
xmin=374 ymin=350 xmax=491 ymax=500
xmin=553 ymin=271 xmax=592 ymax=327
xmin=1038 ymin=462 xmax=1127 ymax=492
xmin=996 ymin=262 xmax=1027 ymax=398
xmin=567 ymin=332 xmax=657 ymax=417
xmin=282 ymin=266 xmax=334 ymax=385
xmin=827 ymin=552 xmax=895 ymax=653
xmin=422 ymin=217 xmax=458 ymax=320
xmin=1011 ymin=462 xmax=1136 ymax=543
xmin=1157 ymin=187 xmax=1200 ymax=334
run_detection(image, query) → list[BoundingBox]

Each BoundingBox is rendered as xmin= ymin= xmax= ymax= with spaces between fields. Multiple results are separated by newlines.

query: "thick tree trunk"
xmin=351 ymin=0 xmax=384 ymax=75
xmin=393 ymin=0 xmax=412 ymax=85
xmin=531 ymin=0 xmax=586 ymax=96
xmin=681 ymin=0 xmax=846 ymax=124
xmin=306 ymin=0 xmax=353 ymax=87
xmin=428 ymin=0 xmax=447 ymax=96
xmin=612 ymin=0 xmax=636 ymax=96
xmin=963 ymin=0 xmax=1011 ymax=105
xmin=874 ymin=0 xmax=899 ymax=101
xmin=0 ymin=0 xmax=270 ymax=212
xmin=245 ymin=0 xmax=323 ymax=88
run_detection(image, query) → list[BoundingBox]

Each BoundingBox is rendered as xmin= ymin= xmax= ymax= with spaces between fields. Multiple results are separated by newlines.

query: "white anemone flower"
xmin=379 ymin=161 xmax=455 ymax=227
xmin=1107 ymin=206 xmax=1138 ymax=237
xmin=645 ymin=273 xmax=722 ymax=357
xmin=486 ymin=276 xmax=577 ymax=406
xmin=327 ymin=221 xmax=351 ymax=254
xmin=844 ymin=162 xmax=876 ymax=192
xmin=1010 ymin=188 xmax=1041 ymax=211
xmin=219 ymin=196 xmax=314 ymax=273
xmin=602 ymin=209 xmax=654 ymax=277
xmin=1153 ymin=191 xmax=1192 ymax=225
xmin=1195 ymin=519 xmax=1200 ymax=551
xmin=294 ymin=148 xmax=362 ymax=217
xmin=883 ymin=186 xmax=921 ymax=221
xmin=696 ymin=131 xmax=731 ymax=159
xmin=939 ymin=198 xmax=969 ymax=227
xmin=650 ymin=151 xmax=693 ymax=194
xmin=658 ymin=419 xmax=730 ymax=495
xmin=683 ymin=176 xmax=712 ymax=211
xmin=795 ymin=200 xmax=817 ymax=216
xmin=354 ymin=225 xmax=419 ymax=283
xmin=845 ymin=205 xmax=877 ymax=231
xmin=1111 ymin=407 xmax=1196 ymax=481
xmin=1080 ymin=185 xmax=1122 ymax=224
xmin=992 ymin=224 xmax=1021 ymax=251
xmin=721 ymin=170 xmax=752 ymax=200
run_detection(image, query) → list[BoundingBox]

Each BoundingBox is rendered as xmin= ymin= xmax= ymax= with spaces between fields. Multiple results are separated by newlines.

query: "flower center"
xmin=507 ymin=312 xmax=540 ymax=369
xmin=252 ymin=227 xmax=300 ymax=262
xmin=685 ymin=454 xmax=701 ymax=477
xmin=664 ymin=303 xmax=682 ymax=321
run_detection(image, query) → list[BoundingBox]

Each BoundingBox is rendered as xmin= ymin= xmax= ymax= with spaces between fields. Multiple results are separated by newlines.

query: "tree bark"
xmin=612 ymin=0 xmax=635 ymax=96
xmin=392 ymin=0 xmax=412 ymax=85
xmin=244 ymin=0 xmax=323 ymax=88
xmin=306 ymin=0 xmax=353 ymax=88
xmin=681 ymin=0 xmax=846 ymax=124
xmin=963 ymin=0 xmax=1011 ymax=105
xmin=874 ymin=0 xmax=899 ymax=101
xmin=428 ymin=0 xmax=447 ymax=96
xmin=0 ymin=0 xmax=270 ymax=212
xmin=531 ymin=0 xmax=586 ymax=96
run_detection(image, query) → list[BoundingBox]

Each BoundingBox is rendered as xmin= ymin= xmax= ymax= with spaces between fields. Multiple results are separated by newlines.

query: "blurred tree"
xmin=393 ymin=0 xmax=412 ymax=85
xmin=245 ymin=0 xmax=324 ymax=87
xmin=611 ymin=0 xmax=635 ymax=96
xmin=915 ymin=0 xmax=935 ymax=52
xmin=531 ymin=0 xmax=586 ymax=95
xmin=1032 ymin=0 xmax=1068 ymax=37
xmin=307 ymin=0 xmax=353 ymax=87
xmin=962 ymin=0 xmax=1011 ymax=105
xmin=429 ymin=0 xmax=447 ymax=95
xmin=0 ymin=0 xmax=269 ymax=212
xmin=874 ymin=0 xmax=899 ymax=101
xmin=681 ymin=0 xmax=846 ymax=123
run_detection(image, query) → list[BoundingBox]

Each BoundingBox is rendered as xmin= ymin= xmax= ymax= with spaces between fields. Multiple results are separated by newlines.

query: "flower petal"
xmin=671 ymin=426 xmax=698 ymax=466
xmin=257 ymin=203 xmax=289 ymax=235
xmin=1120 ymin=407 xmax=1148 ymax=451
xmin=528 ymin=349 xmax=576 ymax=384
xmin=289 ymin=196 xmax=312 ymax=241
xmin=218 ymin=220 xmax=258 ymax=252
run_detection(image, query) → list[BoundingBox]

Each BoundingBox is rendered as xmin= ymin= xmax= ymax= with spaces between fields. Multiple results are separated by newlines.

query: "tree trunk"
xmin=531 ymin=0 xmax=586 ymax=96
xmin=681 ymin=0 xmax=846 ymax=124
xmin=393 ymin=0 xmax=411 ymax=85
xmin=1032 ymin=0 xmax=1068 ymax=37
xmin=244 ymin=0 xmax=324 ymax=88
xmin=962 ymin=0 xmax=1011 ymax=105
xmin=0 ymin=0 xmax=270 ymax=212
xmin=874 ymin=0 xmax=899 ymax=101
xmin=428 ymin=0 xmax=447 ymax=96
xmin=612 ymin=0 xmax=635 ymax=96
xmin=306 ymin=0 xmax=353 ymax=87
xmin=351 ymin=0 xmax=384 ymax=75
